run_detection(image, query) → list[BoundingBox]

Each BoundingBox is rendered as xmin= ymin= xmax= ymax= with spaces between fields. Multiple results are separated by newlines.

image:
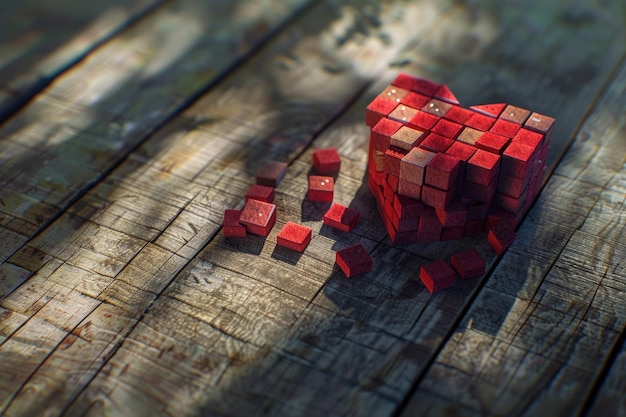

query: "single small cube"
xmin=464 ymin=219 xmax=485 ymax=236
xmin=393 ymin=194 xmax=425 ymax=219
xmin=276 ymin=222 xmax=312 ymax=252
xmin=371 ymin=118 xmax=403 ymax=151
xmin=336 ymin=243 xmax=373 ymax=278
xmin=445 ymin=106 xmax=475 ymax=124
xmin=239 ymin=200 xmax=277 ymax=237
xmin=391 ymin=126 xmax=425 ymax=151
xmin=500 ymin=105 xmax=531 ymax=125
xmin=223 ymin=209 xmax=246 ymax=238
xmin=378 ymin=85 xmax=409 ymax=103
xmin=312 ymin=148 xmax=341 ymax=174
xmin=387 ymin=173 xmax=399 ymax=191
xmin=408 ymin=110 xmax=440 ymax=130
xmin=422 ymin=99 xmax=453 ymax=116
xmin=441 ymin=226 xmax=465 ymax=241
xmin=470 ymin=103 xmax=506 ymax=118
xmin=457 ymin=127 xmax=484 ymax=146
xmin=418 ymin=214 xmax=443 ymax=235
xmin=256 ymin=161 xmax=288 ymax=187
xmin=392 ymin=74 xmax=440 ymax=96
xmin=488 ymin=221 xmax=517 ymax=255
xmin=419 ymin=133 xmax=454 ymax=153
xmin=401 ymin=92 xmax=431 ymax=109
xmin=308 ymin=176 xmax=334 ymax=202
xmin=466 ymin=150 xmax=501 ymax=186
xmin=425 ymin=153 xmax=461 ymax=191
xmin=434 ymin=84 xmax=460 ymax=105
xmin=400 ymin=148 xmax=437 ymax=185
xmin=465 ymin=112 xmax=496 ymax=131
xmin=420 ymin=259 xmax=456 ymax=293
xmin=435 ymin=202 xmax=467 ymax=227
xmin=431 ymin=119 xmax=463 ymax=139
xmin=475 ymin=132 xmax=510 ymax=155
xmin=366 ymin=96 xmax=398 ymax=127
xmin=451 ymin=250 xmax=485 ymax=279
xmin=490 ymin=118 xmax=521 ymax=138
xmin=421 ymin=184 xmax=455 ymax=209
xmin=388 ymin=104 xmax=419 ymax=124
xmin=524 ymin=112 xmax=555 ymax=135
xmin=502 ymin=142 xmax=535 ymax=178
xmin=245 ymin=184 xmax=275 ymax=203
xmin=384 ymin=148 xmax=405 ymax=177
xmin=462 ymin=180 xmax=496 ymax=204
xmin=512 ymin=128 xmax=544 ymax=149
xmin=398 ymin=179 xmax=422 ymax=200
xmin=323 ymin=203 xmax=360 ymax=232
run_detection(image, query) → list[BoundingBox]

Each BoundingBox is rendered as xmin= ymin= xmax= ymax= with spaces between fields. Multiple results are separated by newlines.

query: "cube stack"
xmin=366 ymin=74 xmax=554 ymax=245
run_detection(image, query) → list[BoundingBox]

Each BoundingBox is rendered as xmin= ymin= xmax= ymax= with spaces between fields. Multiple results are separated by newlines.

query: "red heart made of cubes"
xmin=366 ymin=74 xmax=555 ymax=245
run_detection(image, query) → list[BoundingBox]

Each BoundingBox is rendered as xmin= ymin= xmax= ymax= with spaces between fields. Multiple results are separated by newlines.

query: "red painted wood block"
xmin=336 ymin=244 xmax=373 ymax=278
xmin=324 ymin=203 xmax=360 ymax=232
xmin=276 ymin=222 xmax=312 ymax=252
xmin=500 ymin=105 xmax=531 ymax=124
xmin=434 ymin=84 xmax=460 ymax=105
xmin=470 ymin=103 xmax=506 ymax=118
xmin=494 ymin=191 xmax=527 ymax=214
xmin=419 ymin=213 xmax=443 ymax=235
xmin=392 ymin=74 xmax=440 ymax=96
xmin=401 ymin=92 xmax=431 ymax=109
xmin=441 ymin=226 xmax=465 ymax=241
xmin=512 ymin=128 xmax=543 ymax=149
xmin=466 ymin=150 xmax=500 ymax=186
xmin=391 ymin=126 xmax=425 ymax=151
xmin=388 ymin=104 xmax=419 ymax=124
xmin=223 ymin=209 xmax=246 ymax=238
xmin=497 ymin=174 xmax=529 ymax=198
xmin=408 ymin=110 xmax=440 ymax=130
xmin=436 ymin=201 xmax=467 ymax=227
xmin=308 ymin=176 xmax=334 ymax=202
xmin=239 ymin=200 xmax=277 ymax=237
xmin=419 ymin=133 xmax=454 ymax=153
xmin=431 ymin=119 xmax=463 ymax=139
xmin=400 ymin=148 xmax=436 ymax=185
xmin=372 ymin=118 xmax=402 ymax=151
xmin=457 ymin=127 xmax=483 ymax=146
xmin=422 ymin=99 xmax=453 ymax=117
xmin=398 ymin=179 xmax=422 ymax=200
xmin=420 ymin=260 xmax=456 ymax=293
xmin=425 ymin=153 xmax=461 ymax=191
xmin=463 ymin=179 xmax=496 ymax=204
xmin=421 ymin=184 xmax=454 ymax=209
xmin=446 ymin=141 xmax=477 ymax=164
xmin=416 ymin=230 xmax=441 ymax=243
xmin=379 ymin=85 xmax=409 ymax=103
xmin=485 ymin=208 xmax=516 ymax=231
xmin=445 ymin=106 xmax=475 ymax=124
xmin=502 ymin=142 xmax=535 ymax=178
xmin=256 ymin=161 xmax=288 ymax=187
xmin=465 ymin=112 xmax=496 ymax=131
xmin=451 ymin=250 xmax=485 ymax=279
xmin=383 ymin=148 xmax=405 ymax=177
xmin=387 ymin=173 xmax=399 ymax=192
xmin=464 ymin=219 xmax=485 ymax=236
xmin=488 ymin=221 xmax=517 ymax=255
xmin=245 ymin=185 xmax=275 ymax=203
xmin=490 ymin=118 xmax=521 ymax=138
xmin=475 ymin=132 xmax=510 ymax=154
xmin=524 ymin=112 xmax=555 ymax=135
xmin=366 ymin=96 xmax=397 ymax=127
xmin=312 ymin=148 xmax=341 ymax=174
xmin=393 ymin=194 xmax=425 ymax=219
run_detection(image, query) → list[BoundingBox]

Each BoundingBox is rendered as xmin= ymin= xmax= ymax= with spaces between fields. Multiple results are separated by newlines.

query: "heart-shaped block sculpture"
xmin=366 ymin=74 xmax=555 ymax=245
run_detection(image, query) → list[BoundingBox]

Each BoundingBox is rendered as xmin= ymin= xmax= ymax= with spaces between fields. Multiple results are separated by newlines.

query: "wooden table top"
xmin=0 ymin=1 xmax=624 ymax=416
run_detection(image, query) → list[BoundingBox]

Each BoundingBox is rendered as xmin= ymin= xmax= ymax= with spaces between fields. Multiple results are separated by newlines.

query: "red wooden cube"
xmin=419 ymin=133 xmax=454 ymax=153
xmin=487 ymin=221 xmax=517 ymax=255
xmin=391 ymin=126 xmax=425 ymax=151
xmin=336 ymin=244 xmax=373 ymax=278
xmin=466 ymin=150 xmax=501 ymax=186
xmin=524 ymin=112 xmax=555 ymax=135
xmin=400 ymin=148 xmax=436 ymax=185
xmin=420 ymin=259 xmax=456 ymax=293
xmin=502 ymin=142 xmax=535 ymax=178
xmin=366 ymin=96 xmax=398 ymax=127
xmin=256 ymin=161 xmax=288 ymax=187
xmin=434 ymin=84 xmax=460 ymax=105
xmin=475 ymin=132 xmax=510 ymax=154
xmin=388 ymin=104 xmax=419 ymax=124
xmin=512 ymin=128 xmax=544 ymax=150
xmin=408 ymin=110 xmax=440 ymax=130
xmin=383 ymin=148 xmax=405 ymax=177
xmin=457 ymin=127 xmax=484 ymax=146
xmin=276 ymin=222 xmax=312 ymax=252
xmin=401 ymin=92 xmax=431 ymax=109
xmin=490 ymin=118 xmax=521 ymax=138
xmin=451 ymin=250 xmax=485 ymax=279
xmin=379 ymin=85 xmax=409 ymax=103
xmin=223 ymin=209 xmax=246 ymax=238
xmin=431 ymin=118 xmax=463 ymax=139
xmin=392 ymin=74 xmax=440 ymax=96
xmin=470 ymin=103 xmax=506 ymax=118
xmin=445 ymin=106 xmax=474 ymax=124
xmin=371 ymin=118 xmax=403 ymax=151
xmin=323 ymin=203 xmax=360 ymax=232
xmin=421 ymin=184 xmax=455 ymax=209
xmin=435 ymin=201 xmax=467 ymax=227
xmin=425 ymin=153 xmax=461 ymax=191
xmin=441 ymin=226 xmax=465 ymax=241
xmin=239 ymin=200 xmax=277 ymax=237
xmin=500 ymin=105 xmax=531 ymax=124
xmin=312 ymin=148 xmax=341 ymax=174
xmin=308 ymin=176 xmax=334 ymax=202
xmin=465 ymin=112 xmax=496 ymax=131
xmin=422 ymin=98 xmax=453 ymax=117
xmin=245 ymin=184 xmax=275 ymax=203
xmin=398 ymin=179 xmax=422 ymax=200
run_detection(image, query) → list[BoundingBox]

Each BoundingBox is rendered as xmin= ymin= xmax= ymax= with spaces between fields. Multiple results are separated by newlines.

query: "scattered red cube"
xmin=308 ymin=176 xmax=334 ymax=202
xmin=223 ymin=209 xmax=246 ymax=238
xmin=451 ymin=250 xmax=485 ymax=279
xmin=323 ymin=203 xmax=360 ymax=232
xmin=336 ymin=244 xmax=373 ymax=278
xmin=276 ymin=222 xmax=312 ymax=252
xmin=487 ymin=221 xmax=517 ymax=255
xmin=256 ymin=161 xmax=288 ymax=187
xmin=245 ymin=184 xmax=275 ymax=203
xmin=420 ymin=259 xmax=456 ymax=293
xmin=312 ymin=148 xmax=341 ymax=174
xmin=239 ymin=199 xmax=277 ymax=237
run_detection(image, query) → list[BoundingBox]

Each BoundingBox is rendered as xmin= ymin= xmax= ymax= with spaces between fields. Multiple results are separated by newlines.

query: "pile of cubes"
xmin=366 ymin=73 xmax=554 ymax=246
xmin=222 ymin=150 xmax=373 ymax=279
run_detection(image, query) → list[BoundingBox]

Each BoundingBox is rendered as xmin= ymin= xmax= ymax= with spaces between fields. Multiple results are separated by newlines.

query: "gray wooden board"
xmin=588 ymin=335 xmax=626 ymax=416
xmin=0 ymin=0 xmax=162 ymax=118
xmin=399 ymin=59 xmax=626 ymax=416
xmin=0 ymin=0 xmax=311 ymax=278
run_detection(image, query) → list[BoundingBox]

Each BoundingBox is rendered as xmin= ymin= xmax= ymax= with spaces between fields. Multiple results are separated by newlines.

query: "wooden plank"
xmin=49 ymin=2 xmax=626 ymax=417
xmin=0 ymin=0 xmax=312 ymax=267
xmin=398 ymin=59 xmax=626 ymax=416
xmin=587 ymin=336 xmax=626 ymax=416
xmin=0 ymin=0 xmax=162 ymax=119
xmin=0 ymin=1 xmax=449 ymax=416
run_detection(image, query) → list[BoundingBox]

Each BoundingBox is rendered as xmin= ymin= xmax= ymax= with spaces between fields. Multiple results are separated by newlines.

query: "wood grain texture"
xmin=588 ymin=335 xmax=626 ymax=416
xmin=0 ymin=0 xmax=162 ymax=119
xmin=0 ymin=0 xmax=311 ymax=284
xmin=399 ymin=59 xmax=626 ymax=417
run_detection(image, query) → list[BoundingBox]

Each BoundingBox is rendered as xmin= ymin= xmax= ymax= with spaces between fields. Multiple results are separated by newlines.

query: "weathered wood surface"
xmin=0 ymin=0 xmax=624 ymax=416
xmin=0 ymin=0 xmax=163 ymax=119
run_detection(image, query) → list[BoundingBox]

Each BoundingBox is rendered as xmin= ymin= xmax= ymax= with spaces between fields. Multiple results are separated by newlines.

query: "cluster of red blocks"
xmin=366 ymin=74 xmax=554 ymax=246
xmin=420 ymin=250 xmax=485 ymax=293
xmin=222 ymin=151 xmax=373 ymax=279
